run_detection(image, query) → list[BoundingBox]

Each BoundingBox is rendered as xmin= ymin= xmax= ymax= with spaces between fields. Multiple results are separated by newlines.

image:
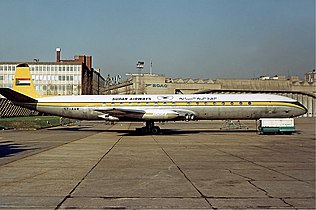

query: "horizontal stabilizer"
xmin=0 ymin=88 xmax=37 ymax=103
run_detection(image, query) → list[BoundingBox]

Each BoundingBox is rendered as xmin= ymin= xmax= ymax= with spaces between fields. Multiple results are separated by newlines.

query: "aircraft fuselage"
xmin=25 ymin=93 xmax=307 ymax=121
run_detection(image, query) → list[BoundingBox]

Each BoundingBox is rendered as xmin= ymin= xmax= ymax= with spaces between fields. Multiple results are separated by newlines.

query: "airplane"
xmin=0 ymin=63 xmax=307 ymax=134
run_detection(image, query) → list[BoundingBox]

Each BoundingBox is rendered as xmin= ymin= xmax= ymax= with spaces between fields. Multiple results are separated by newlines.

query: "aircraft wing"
xmin=96 ymin=108 xmax=195 ymax=121
xmin=97 ymin=108 xmax=145 ymax=119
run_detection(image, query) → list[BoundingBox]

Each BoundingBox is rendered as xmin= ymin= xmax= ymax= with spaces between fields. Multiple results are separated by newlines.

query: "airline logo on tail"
xmin=11 ymin=63 xmax=38 ymax=98
xmin=15 ymin=78 xmax=31 ymax=86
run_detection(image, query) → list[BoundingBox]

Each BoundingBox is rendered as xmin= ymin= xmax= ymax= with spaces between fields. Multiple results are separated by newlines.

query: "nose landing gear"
xmin=135 ymin=121 xmax=161 ymax=134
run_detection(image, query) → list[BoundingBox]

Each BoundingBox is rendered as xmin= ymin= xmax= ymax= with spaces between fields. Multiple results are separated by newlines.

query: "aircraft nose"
xmin=295 ymin=101 xmax=308 ymax=117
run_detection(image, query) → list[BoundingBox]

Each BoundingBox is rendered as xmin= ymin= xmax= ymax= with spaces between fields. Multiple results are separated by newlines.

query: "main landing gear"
xmin=136 ymin=121 xmax=161 ymax=135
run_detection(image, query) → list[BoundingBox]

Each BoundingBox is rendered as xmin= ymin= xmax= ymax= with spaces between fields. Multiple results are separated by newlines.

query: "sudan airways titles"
xmin=111 ymin=96 xmax=218 ymax=101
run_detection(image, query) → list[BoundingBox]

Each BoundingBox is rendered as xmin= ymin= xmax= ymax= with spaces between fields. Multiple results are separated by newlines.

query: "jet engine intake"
xmin=142 ymin=110 xmax=179 ymax=120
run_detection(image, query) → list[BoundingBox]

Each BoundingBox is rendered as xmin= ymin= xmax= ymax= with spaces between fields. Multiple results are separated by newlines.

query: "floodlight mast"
xmin=136 ymin=61 xmax=144 ymax=69
xmin=136 ymin=61 xmax=145 ymax=94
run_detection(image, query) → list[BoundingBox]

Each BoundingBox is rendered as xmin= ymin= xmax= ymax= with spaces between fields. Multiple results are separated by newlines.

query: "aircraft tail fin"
xmin=12 ymin=63 xmax=38 ymax=98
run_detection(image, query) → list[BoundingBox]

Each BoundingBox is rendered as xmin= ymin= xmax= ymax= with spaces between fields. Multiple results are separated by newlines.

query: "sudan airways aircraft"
xmin=0 ymin=64 xmax=307 ymax=134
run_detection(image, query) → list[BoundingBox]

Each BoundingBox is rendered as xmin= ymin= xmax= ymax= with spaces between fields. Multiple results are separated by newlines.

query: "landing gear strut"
xmin=136 ymin=121 xmax=161 ymax=134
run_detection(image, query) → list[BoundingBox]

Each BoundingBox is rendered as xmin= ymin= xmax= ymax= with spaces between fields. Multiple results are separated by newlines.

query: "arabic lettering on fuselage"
xmin=112 ymin=97 xmax=152 ymax=101
xmin=178 ymin=96 xmax=217 ymax=101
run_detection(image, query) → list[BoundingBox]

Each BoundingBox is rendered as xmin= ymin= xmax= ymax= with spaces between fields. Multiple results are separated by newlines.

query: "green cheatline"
xmin=0 ymin=116 xmax=75 ymax=130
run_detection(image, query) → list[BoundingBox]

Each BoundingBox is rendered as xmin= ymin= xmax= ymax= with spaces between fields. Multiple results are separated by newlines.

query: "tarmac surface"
xmin=0 ymin=118 xmax=314 ymax=209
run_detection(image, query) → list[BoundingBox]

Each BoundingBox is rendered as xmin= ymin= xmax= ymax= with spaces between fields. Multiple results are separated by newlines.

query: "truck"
xmin=258 ymin=118 xmax=295 ymax=134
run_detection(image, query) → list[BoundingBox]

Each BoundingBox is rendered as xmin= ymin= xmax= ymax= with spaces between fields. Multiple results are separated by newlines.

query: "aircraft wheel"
xmin=151 ymin=126 xmax=160 ymax=135
xmin=141 ymin=127 xmax=148 ymax=134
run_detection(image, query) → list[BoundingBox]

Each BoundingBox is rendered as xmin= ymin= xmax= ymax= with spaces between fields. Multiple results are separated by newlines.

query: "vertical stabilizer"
xmin=12 ymin=63 xmax=38 ymax=98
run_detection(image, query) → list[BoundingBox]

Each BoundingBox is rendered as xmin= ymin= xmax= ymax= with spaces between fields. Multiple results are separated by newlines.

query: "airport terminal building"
xmin=0 ymin=50 xmax=105 ymax=96
xmin=0 ymin=49 xmax=105 ymax=117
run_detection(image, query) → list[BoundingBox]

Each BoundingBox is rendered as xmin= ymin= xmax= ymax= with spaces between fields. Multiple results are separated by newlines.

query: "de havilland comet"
xmin=0 ymin=64 xmax=307 ymax=134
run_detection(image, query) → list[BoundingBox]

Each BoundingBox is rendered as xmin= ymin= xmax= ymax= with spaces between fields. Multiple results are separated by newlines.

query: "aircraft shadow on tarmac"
xmin=0 ymin=141 xmax=35 ymax=158
xmin=47 ymin=126 xmax=100 ymax=132
xmin=47 ymin=126 xmax=257 ymax=136
xmin=119 ymin=129 xmax=258 ymax=136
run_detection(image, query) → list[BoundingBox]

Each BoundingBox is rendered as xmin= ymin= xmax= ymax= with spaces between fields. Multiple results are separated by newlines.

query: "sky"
xmin=0 ymin=0 xmax=315 ymax=79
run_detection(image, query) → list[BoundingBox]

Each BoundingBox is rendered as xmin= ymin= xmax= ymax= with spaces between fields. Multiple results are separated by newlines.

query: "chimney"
xmin=56 ymin=48 xmax=61 ymax=62
xmin=86 ymin=56 xmax=92 ymax=70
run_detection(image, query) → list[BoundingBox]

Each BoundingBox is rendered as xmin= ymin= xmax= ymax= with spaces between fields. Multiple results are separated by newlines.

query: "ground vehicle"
xmin=258 ymin=118 xmax=295 ymax=134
